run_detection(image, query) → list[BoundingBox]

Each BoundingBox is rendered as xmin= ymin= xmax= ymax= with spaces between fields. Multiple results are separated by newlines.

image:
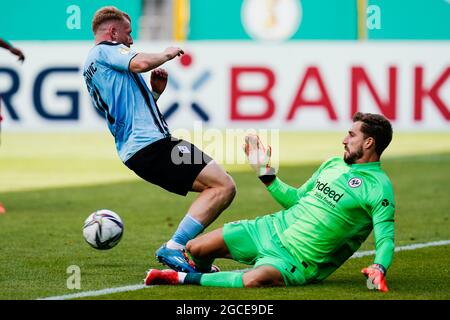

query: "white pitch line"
xmin=350 ymin=239 xmax=450 ymax=258
xmin=38 ymin=284 xmax=151 ymax=300
xmin=39 ymin=239 xmax=450 ymax=300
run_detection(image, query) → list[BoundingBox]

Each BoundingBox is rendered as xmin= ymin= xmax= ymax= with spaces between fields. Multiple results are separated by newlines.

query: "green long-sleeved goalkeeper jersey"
xmin=268 ymin=156 xmax=395 ymax=281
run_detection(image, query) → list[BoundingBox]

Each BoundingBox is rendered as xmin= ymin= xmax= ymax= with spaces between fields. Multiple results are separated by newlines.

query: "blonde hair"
xmin=92 ymin=6 xmax=131 ymax=34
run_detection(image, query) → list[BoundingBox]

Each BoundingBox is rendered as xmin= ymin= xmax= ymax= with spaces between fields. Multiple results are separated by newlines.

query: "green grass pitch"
xmin=0 ymin=132 xmax=449 ymax=300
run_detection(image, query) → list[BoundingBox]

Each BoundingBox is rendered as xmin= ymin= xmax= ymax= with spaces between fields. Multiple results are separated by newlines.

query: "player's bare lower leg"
xmin=157 ymin=161 xmax=236 ymax=272
xmin=165 ymin=161 xmax=235 ymax=249
xmin=189 ymin=161 xmax=236 ymax=226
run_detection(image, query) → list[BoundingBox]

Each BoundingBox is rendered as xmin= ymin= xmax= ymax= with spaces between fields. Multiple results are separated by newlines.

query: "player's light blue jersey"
xmin=83 ymin=41 xmax=170 ymax=162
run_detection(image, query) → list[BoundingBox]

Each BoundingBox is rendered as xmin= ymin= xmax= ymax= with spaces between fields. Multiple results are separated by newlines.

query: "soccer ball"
xmin=83 ymin=209 xmax=124 ymax=250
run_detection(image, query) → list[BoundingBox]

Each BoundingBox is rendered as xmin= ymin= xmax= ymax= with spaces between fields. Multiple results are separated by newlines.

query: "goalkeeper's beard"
xmin=344 ymin=146 xmax=364 ymax=164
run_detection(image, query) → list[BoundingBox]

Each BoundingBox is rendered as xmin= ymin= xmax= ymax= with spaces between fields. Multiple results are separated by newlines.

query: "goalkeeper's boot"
xmin=144 ymin=269 xmax=179 ymax=286
xmin=155 ymin=243 xmax=197 ymax=273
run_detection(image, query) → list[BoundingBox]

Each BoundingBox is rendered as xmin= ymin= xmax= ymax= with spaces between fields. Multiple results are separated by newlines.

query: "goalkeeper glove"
xmin=361 ymin=263 xmax=389 ymax=292
xmin=243 ymin=134 xmax=276 ymax=177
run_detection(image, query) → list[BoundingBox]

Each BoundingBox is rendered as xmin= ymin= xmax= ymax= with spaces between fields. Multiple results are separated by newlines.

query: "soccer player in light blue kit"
xmin=83 ymin=7 xmax=236 ymax=272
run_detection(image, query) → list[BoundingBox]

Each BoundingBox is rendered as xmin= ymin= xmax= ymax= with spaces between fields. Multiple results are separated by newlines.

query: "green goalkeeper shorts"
xmin=223 ymin=215 xmax=307 ymax=286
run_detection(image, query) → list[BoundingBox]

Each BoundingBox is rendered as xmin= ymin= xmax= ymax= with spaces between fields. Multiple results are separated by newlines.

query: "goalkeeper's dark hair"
xmin=352 ymin=112 xmax=393 ymax=156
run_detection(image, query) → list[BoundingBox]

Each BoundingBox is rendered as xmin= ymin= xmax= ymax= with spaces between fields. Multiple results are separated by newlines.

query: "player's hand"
xmin=243 ymin=134 xmax=275 ymax=177
xmin=164 ymin=47 xmax=184 ymax=60
xmin=361 ymin=264 xmax=389 ymax=292
xmin=10 ymin=47 xmax=25 ymax=63
xmin=151 ymin=68 xmax=168 ymax=96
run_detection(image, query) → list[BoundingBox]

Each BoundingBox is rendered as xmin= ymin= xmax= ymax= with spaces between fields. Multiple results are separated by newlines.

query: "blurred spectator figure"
xmin=0 ymin=38 xmax=25 ymax=214
xmin=0 ymin=37 xmax=24 ymax=123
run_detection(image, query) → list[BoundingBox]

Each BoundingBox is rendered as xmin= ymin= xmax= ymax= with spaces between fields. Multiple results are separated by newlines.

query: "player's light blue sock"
xmin=168 ymin=214 xmax=204 ymax=248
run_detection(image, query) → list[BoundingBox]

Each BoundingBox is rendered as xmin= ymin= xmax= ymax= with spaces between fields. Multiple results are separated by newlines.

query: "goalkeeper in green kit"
xmin=145 ymin=112 xmax=395 ymax=292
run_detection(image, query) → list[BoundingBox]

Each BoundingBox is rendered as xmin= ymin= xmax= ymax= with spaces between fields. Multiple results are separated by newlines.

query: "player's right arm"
xmin=361 ymin=182 xmax=395 ymax=292
xmin=129 ymin=47 xmax=184 ymax=73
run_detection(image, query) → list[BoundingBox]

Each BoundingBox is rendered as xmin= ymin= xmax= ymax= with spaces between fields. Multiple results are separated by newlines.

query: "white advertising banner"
xmin=0 ymin=41 xmax=449 ymax=131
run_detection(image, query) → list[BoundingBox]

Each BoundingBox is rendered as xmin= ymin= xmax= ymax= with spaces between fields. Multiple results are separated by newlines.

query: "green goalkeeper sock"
xmin=184 ymin=272 xmax=244 ymax=288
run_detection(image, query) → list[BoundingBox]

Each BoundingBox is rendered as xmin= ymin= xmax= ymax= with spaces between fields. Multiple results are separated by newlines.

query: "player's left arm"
xmin=0 ymin=38 xmax=25 ymax=62
xmin=0 ymin=38 xmax=12 ymax=50
xmin=362 ymin=187 xmax=395 ymax=292
xmin=149 ymin=68 xmax=168 ymax=101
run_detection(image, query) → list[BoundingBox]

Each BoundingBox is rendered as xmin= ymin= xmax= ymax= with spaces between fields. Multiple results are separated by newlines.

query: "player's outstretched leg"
xmin=149 ymin=229 xmax=286 ymax=287
xmin=144 ymin=266 xmax=284 ymax=288
xmin=156 ymin=161 xmax=236 ymax=273
xmin=144 ymin=268 xmax=245 ymax=287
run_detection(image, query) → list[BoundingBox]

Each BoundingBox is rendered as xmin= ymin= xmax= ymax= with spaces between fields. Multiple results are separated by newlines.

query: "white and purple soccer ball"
xmin=83 ymin=209 xmax=124 ymax=250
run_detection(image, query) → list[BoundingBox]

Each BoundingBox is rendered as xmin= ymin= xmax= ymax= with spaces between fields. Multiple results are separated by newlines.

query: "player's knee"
xmin=242 ymin=269 xmax=285 ymax=288
xmin=243 ymin=274 xmax=273 ymax=288
xmin=221 ymin=174 xmax=236 ymax=202
xmin=209 ymin=179 xmax=236 ymax=206
xmin=186 ymin=239 xmax=202 ymax=258
xmin=243 ymin=277 xmax=260 ymax=288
